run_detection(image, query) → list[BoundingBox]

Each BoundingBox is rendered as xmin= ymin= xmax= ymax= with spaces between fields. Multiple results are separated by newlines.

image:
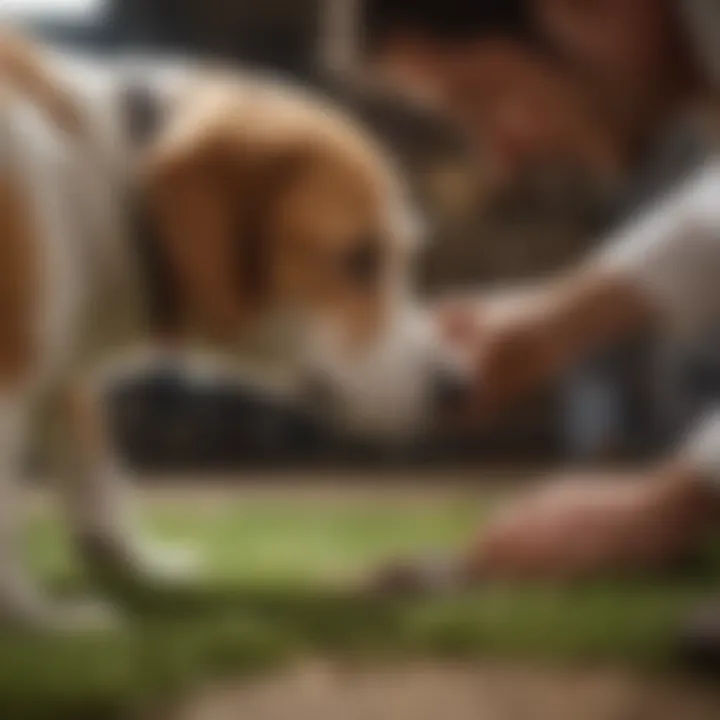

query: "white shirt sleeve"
xmin=597 ymin=161 xmax=720 ymax=340
xmin=681 ymin=410 xmax=720 ymax=487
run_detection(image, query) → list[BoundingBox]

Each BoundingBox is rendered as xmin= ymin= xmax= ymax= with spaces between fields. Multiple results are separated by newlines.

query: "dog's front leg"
xmin=51 ymin=381 xmax=201 ymax=589
xmin=0 ymin=390 xmax=53 ymax=627
xmin=0 ymin=389 xmax=116 ymax=631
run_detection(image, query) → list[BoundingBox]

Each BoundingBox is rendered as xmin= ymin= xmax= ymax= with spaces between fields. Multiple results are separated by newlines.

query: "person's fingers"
xmin=435 ymin=301 xmax=483 ymax=345
xmin=472 ymin=482 xmax=631 ymax=580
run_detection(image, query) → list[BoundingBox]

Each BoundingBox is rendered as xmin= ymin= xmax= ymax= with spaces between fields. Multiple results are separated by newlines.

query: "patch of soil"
xmin=174 ymin=662 xmax=720 ymax=720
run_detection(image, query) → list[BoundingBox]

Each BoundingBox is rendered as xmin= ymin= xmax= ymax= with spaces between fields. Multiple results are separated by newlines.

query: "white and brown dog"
xmin=0 ymin=29 xmax=467 ymax=629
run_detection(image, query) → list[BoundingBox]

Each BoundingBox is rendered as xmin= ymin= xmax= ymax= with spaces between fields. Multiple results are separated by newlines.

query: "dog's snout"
xmin=430 ymin=364 xmax=472 ymax=415
xmin=303 ymin=372 xmax=338 ymax=413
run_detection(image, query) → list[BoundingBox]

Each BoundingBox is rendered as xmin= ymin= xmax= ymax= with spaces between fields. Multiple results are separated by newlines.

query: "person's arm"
xmin=536 ymin=161 xmax=720 ymax=376
xmin=440 ymin=161 xmax=720 ymax=416
xmin=596 ymin=162 xmax=720 ymax=334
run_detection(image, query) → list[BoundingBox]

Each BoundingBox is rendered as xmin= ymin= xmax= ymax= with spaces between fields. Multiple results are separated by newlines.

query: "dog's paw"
xmin=77 ymin=532 xmax=203 ymax=590
xmin=133 ymin=540 xmax=203 ymax=584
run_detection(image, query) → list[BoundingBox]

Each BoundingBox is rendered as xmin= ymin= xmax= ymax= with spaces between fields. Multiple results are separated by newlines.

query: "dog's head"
xmin=144 ymin=80 xmax=468 ymax=440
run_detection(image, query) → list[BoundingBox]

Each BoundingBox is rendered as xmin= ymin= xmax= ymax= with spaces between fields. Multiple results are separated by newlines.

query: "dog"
xmin=0 ymin=28 xmax=469 ymax=629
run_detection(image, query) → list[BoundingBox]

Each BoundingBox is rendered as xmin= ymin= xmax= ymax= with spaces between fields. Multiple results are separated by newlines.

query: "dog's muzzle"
xmin=429 ymin=361 xmax=473 ymax=416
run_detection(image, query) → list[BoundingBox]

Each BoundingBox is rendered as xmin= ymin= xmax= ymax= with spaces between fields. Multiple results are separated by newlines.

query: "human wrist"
xmin=548 ymin=267 xmax=653 ymax=368
xmin=652 ymin=460 xmax=720 ymax=531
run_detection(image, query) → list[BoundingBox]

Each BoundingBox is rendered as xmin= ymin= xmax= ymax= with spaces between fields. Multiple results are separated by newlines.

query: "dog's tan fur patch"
xmin=0 ymin=172 xmax=39 ymax=384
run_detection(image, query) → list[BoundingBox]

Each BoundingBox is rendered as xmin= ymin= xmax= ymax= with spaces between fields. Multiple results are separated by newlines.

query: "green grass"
xmin=3 ymin=491 xmax=720 ymax=717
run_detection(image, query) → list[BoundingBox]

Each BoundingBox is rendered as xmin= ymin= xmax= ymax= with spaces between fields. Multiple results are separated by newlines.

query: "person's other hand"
xmin=364 ymin=466 xmax=718 ymax=596
xmin=467 ymin=466 xmax=720 ymax=582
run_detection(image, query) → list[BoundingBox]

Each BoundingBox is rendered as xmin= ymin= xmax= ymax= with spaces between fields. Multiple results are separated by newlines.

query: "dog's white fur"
xmin=0 ymin=58 xmax=191 ymax=627
xmin=0 ymin=45 xmax=455 ymax=628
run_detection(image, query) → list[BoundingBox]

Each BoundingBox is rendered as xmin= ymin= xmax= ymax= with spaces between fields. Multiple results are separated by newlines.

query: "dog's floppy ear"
xmin=143 ymin=96 xmax=310 ymax=340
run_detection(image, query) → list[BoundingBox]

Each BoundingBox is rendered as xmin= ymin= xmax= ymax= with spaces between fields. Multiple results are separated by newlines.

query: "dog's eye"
xmin=341 ymin=241 xmax=382 ymax=288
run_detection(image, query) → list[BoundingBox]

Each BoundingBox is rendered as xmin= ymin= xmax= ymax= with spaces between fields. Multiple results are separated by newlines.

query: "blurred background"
xmin=7 ymin=0 xmax=720 ymax=471
xmin=6 ymin=3 xmax=720 ymax=718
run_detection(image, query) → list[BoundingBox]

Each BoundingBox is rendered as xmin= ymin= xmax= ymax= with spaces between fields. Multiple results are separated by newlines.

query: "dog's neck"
xmin=52 ymin=54 xmax=308 ymax=391
xmin=41 ymin=53 xmax=186 ymax=369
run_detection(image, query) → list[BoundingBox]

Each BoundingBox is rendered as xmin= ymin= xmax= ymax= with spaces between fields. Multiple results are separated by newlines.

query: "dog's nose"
xmin=303 ymin=372 xmax=338 ymax=414
xmin=430 ymin=363 xmax=472 ymax=415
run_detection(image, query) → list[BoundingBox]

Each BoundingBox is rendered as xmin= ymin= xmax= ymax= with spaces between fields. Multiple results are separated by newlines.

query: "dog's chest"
xmin=16 ymin=53 xmax=201 ymax=381
xmin=3 ymin=93 xmax=146 ymax=382
xmin=51 ymin=149 xmax=147 ymax=377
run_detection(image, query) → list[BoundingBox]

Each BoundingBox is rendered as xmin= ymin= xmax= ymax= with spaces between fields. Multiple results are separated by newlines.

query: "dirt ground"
xmin=32 ymin=472 xmax=711 ymax=720
xmin=176 ymin=661 xmax=720 ymax=720
xmin=138 ymin=474 xmax=718 ymax=720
